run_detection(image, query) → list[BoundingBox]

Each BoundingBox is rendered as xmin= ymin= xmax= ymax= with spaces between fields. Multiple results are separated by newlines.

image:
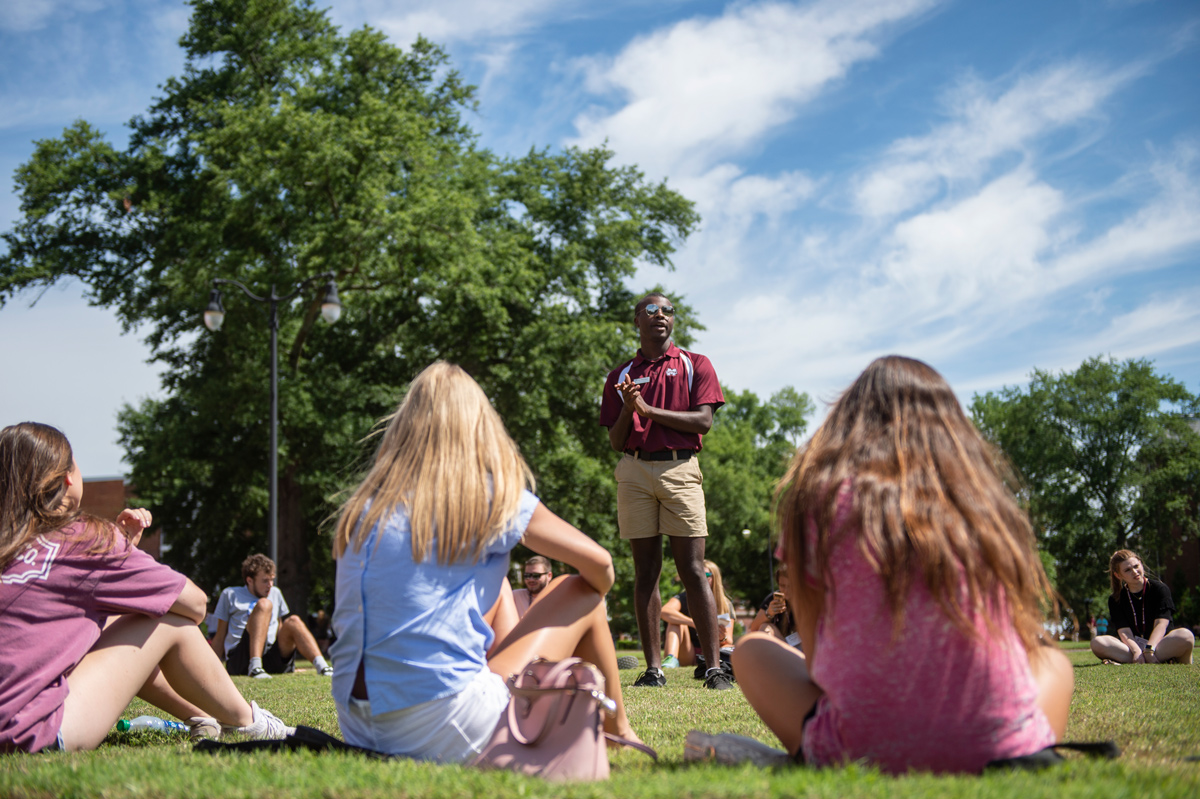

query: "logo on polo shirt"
xmin=667 ymin=368 xmax=677 ymax=376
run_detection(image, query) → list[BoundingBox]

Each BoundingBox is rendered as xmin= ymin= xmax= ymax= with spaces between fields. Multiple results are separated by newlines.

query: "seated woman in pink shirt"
xmin=692 ymin=356 xmax=1074 ymax=774
xmin=0 ymin=423 xmax=291 ymax=752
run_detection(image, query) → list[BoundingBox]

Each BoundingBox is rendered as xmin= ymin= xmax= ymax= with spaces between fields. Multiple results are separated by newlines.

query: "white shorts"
xmin=336 ymin=668 xmax=509 ymax=762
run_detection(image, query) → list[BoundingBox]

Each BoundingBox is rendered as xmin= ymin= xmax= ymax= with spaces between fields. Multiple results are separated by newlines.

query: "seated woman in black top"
xmin=1090 ymin=549 xmax=1194 ymax=664
xmin=661 ymin=560 xmax=734 ymax=668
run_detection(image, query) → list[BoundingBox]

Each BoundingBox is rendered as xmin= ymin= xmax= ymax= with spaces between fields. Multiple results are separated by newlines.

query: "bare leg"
xmin=664 ymin=625 xmax=682 ymax=659
xmin=630 ymin=537 xmax=664 ymax=670
xmin=731 ymin=633 xmax=819 ymax=757
xmin=484 ymin=580 xmax=520 ymax=658
xmin=61 ymin=614 xmax=255 ymax=751
xmin=677 ymin=629 xmax=696 ymax=667
xmin=670 ymin=537 xmax=720 ymax=671
xmin=276 ymin=615 xmax=326 ymax=664
xmin=1155 ymin=629 xmax=1195 ymax=664
xmin=489 ymin=575 xmax=640 ymax=744
xmin=137 ymin=667 xmax=207 ymax=721
xmin=1028 ymin=644 xmax=1073 ymax=740
xmin=244 ymin=598 xmax=273 ymax=664
xmin=1090 ymin=635 xmax=1135 ymax=663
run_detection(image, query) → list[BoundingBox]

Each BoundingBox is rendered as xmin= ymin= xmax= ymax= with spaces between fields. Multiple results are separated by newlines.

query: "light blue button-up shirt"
xmin=330 ymin=490 xmax=539 ymax=715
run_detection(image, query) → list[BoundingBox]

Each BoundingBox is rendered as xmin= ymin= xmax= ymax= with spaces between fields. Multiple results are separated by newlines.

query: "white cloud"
xmin=569 ymin=0 xmax=942 ymax=176
xmin=1051 ymin=146 xmax=1200 ymax=284
xmin=328 ymin=0 xmax=571 ymax=46
xmin=853 ymin=62 xmax=1132 ymax=217
xmin=880 ymin=167 xmax=1065 ymax=311
xmin=0 ymin=0 xmax=104 ymax=32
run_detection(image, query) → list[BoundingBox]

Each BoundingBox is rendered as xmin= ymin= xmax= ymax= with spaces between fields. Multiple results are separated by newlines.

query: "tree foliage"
xmin=970 ymin=356 xmax=1200 ymax=611
xmin=1 ymin=0 xmax=702 ymax=614
xmin=699 ymin=386 xmax=813 ymax=602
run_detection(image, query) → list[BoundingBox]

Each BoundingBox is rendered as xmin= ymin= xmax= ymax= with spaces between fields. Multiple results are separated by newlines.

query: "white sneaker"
xmin=186 ymin=716 xmax=221 ymax=741
xmin=248 ymin=666 xmax=272 ymax=679
xmin=684 ymin=730 xmax=791 ymax=767
xmin=231 ymin=701 xmax=295 ymax=740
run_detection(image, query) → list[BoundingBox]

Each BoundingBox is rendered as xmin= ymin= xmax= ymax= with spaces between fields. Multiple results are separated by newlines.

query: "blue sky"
xmin=2 ymin=0 xmax=1198 ymax=477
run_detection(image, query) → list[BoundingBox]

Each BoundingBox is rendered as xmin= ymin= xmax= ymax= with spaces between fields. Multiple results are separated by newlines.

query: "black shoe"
xmin=694 ymin=655 xmax=735 ymax=682
xmin=633 ymin=668 xmax=666 ymax=687
xmin=703 ymin=669 xmax=735 ymax=691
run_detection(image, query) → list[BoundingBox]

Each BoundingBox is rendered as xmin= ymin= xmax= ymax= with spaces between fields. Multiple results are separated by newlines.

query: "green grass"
xmin=2 ymin=652 xmax=1197 ymax=798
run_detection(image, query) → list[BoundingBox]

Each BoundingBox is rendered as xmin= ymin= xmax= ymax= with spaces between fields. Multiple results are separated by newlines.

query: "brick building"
xmin=79 ymin=477 xmax=162 ymax=560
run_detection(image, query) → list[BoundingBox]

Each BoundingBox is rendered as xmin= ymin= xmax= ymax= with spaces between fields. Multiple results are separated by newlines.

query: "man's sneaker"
xmin=248 ymin=666 xmax=272 ymax=680
xmin=228 ymin=701 xmax=295 ymax=740
xmin=186 ymin=716 xmax=221 ymax=741
xmin=317 ymin=664 xmax=335 ymax=677
xmin=632 ymin=668 xmax=666 ymax=687
xmin=703 ymin=669 xmax=735 ymax=691
xmin=684 ymin=730 xmax=791 ymax=767
xmin=662 ymin=654 xmax=680 ymax=669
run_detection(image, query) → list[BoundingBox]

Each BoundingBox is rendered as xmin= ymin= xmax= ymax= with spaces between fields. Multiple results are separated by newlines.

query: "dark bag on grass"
xmin=472 ymin=657 xmax=656 ymax=782
xmin=194 ymin=725 xmax=391 ymax=759
xmin=984 ymin=740 xmax=1120 ymax=772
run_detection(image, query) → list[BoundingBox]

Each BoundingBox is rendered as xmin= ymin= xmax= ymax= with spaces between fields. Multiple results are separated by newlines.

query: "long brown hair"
xmin=0 ymin=423 xmax=109 ymax=569
xmin=775 ymin=356 xmax=1055 ymax=651
xmin=333 ymin=362 xmax=535 ymax=564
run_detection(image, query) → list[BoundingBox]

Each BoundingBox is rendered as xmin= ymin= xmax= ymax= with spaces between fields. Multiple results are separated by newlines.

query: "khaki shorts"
xmin=615 ymin=454 xmax=708 ymax=540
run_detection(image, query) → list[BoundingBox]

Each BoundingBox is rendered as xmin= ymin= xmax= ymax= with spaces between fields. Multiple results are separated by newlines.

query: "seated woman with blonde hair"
xmin=1090 ymin=549 xmax=1194 ymax=664
xmin=330 ymin=362 xmax=645 ymax=761
xmin=661 ymin=560 xmax=734 ymax=671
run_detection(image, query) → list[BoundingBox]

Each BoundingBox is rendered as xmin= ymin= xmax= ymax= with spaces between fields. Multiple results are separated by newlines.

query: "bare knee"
xmin=251 ymin=597 xmax=274 ymax=616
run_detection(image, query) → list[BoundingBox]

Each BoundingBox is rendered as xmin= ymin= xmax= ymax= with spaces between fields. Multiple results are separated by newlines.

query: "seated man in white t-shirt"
xmin=510 ymin=556 xmax=553 ymax=618
xmin=210 ymin=553 xmax=332 ymax=679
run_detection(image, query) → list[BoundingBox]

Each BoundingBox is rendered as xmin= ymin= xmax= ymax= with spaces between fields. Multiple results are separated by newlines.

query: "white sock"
xmin=313 ymin=656 xmax=329 ymax=671
xmin=248 ymin=657 xmax=263 ymax=673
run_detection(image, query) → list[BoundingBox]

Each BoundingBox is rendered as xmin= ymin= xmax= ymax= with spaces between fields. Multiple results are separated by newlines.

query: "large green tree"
xmin=971 ymin=356 xmax=1200 ymax=611
xmin=699 ymin=386 xmax=812 ymax=602
xmin=0 ymin=0 xmax=698 ymax=613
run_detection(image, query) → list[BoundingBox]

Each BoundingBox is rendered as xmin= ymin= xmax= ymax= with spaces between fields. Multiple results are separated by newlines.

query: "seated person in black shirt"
xmin=1090 ymin=549 xmax=1194 ymax=664
xmin=747 ymin=563 xmax=801 ymax=648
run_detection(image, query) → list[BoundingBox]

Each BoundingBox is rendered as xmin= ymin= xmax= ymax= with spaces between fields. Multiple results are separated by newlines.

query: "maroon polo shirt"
xmin=599 ymin=344 xmax=724 ymax=452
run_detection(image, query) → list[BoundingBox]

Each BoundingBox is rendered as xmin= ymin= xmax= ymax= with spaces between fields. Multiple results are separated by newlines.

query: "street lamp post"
xmin=202 ymin=272 xmax=342 ymax=562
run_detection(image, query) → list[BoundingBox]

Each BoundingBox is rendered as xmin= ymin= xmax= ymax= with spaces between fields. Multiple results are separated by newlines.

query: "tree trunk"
xmin=278 ymin=466 xmax=310 ymax=617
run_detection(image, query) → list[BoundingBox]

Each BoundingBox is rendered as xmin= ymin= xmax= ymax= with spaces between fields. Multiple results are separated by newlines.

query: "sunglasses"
xmin=641 ymin=303 xmax=675 ymax=317
xmin=705 ymin=572 xmax=713 ymax=578
xmin=523 ymin=572 xmax=549 ymax=579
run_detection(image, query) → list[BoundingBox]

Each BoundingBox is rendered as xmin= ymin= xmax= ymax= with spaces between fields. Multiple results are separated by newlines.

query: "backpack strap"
xmin=679 ymin=351 xmax=694 ymax=393
xmin=616 ymin=360 xmax=635 ymax=387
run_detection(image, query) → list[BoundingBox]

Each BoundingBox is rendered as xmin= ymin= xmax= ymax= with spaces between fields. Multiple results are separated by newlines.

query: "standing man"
xmin=599 ymin=293 xmax=731 ymax=690
xmin=211 ymin=554 xmax=333 ymax=679
xmin=511 ymin=556 xmax=553 ymax=618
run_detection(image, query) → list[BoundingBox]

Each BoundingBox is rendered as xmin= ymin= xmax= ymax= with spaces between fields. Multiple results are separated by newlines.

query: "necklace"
xmin=1125 ymin=584 xmax=1146 ymax=637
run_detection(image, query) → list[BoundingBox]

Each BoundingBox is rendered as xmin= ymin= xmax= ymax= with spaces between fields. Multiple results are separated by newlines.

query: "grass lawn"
xmin=2 ymin=646 xmax=1197 ymax=798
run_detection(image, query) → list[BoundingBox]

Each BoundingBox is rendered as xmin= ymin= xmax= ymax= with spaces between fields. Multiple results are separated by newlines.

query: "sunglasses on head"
xmin=641 ymin=302 xmax=675 ymax=317
xmin=524 ymin=572 xmax=548 ymax=579
xmin=705 ymin=571 xmax=713 ymax=578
